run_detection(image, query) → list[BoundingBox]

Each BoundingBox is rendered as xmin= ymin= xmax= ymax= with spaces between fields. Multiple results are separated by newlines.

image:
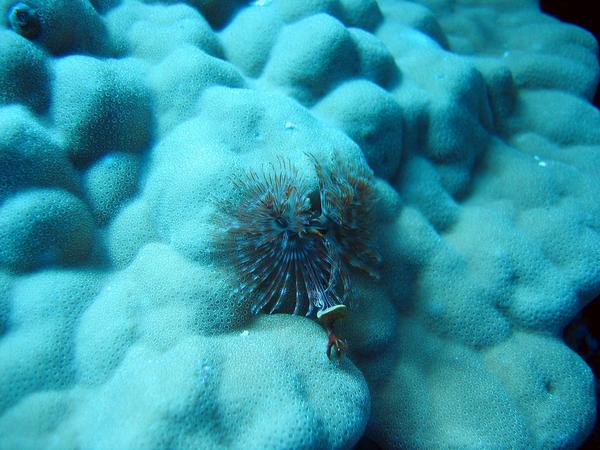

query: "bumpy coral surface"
xmin=1 ymin=0 xmax=599 ymax=449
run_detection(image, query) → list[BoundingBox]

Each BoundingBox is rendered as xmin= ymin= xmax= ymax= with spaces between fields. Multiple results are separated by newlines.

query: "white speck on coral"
xmin=538 ymin=161 xmax=547 ymax=167
xmin=251 ymin=0 xmax=272 ymax=6
xmin=240 ymin=330 xmax=249 ymax=337
xmin=284 ymin=120 xmax=295 ymax=130
xmin=199 ymin=363 xmax=212 ymax=384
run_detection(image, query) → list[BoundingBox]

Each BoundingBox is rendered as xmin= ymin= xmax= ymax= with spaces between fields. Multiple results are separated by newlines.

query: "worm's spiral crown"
xmin=220 ymin=156 xmax=380 ymax=316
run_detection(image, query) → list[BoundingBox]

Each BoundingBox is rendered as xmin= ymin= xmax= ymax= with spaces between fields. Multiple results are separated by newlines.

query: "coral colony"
xmin=220 ymin=155 xmax=381 ymax=358
xmin=2 ymin=0 xmax=599 ymax=447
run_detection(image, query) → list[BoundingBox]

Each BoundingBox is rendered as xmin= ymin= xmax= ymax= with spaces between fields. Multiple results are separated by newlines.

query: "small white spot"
xmin=284 ymin=120 xmax=296 ymax=130
xmin=103 ymin=154 xmax=117 ymax=164
xmin=502 ymin=51 xmax=511 ymax=58
xmin=538 ymin=161 xmax=547 ymax=167
xmin=251 ymin=0 xmax=271 ymax=6
xmin=240 ymin=329 xmax=249 ymax=337
xmin=199 ymin=363 xmax=212 ymax=384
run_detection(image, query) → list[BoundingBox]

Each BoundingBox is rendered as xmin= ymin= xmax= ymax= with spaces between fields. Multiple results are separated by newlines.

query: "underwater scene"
xmin=1 ymin=0 xmax=600 ymax=448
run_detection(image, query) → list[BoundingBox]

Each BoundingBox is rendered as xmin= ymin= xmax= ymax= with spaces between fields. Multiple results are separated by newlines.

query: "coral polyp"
xmin=219 ymin=155 xmax=380 ymax=322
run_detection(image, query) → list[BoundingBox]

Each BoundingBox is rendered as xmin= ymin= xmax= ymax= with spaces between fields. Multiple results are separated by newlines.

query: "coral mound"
xmin=1 ymin=0 xmax=599 ymax=449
